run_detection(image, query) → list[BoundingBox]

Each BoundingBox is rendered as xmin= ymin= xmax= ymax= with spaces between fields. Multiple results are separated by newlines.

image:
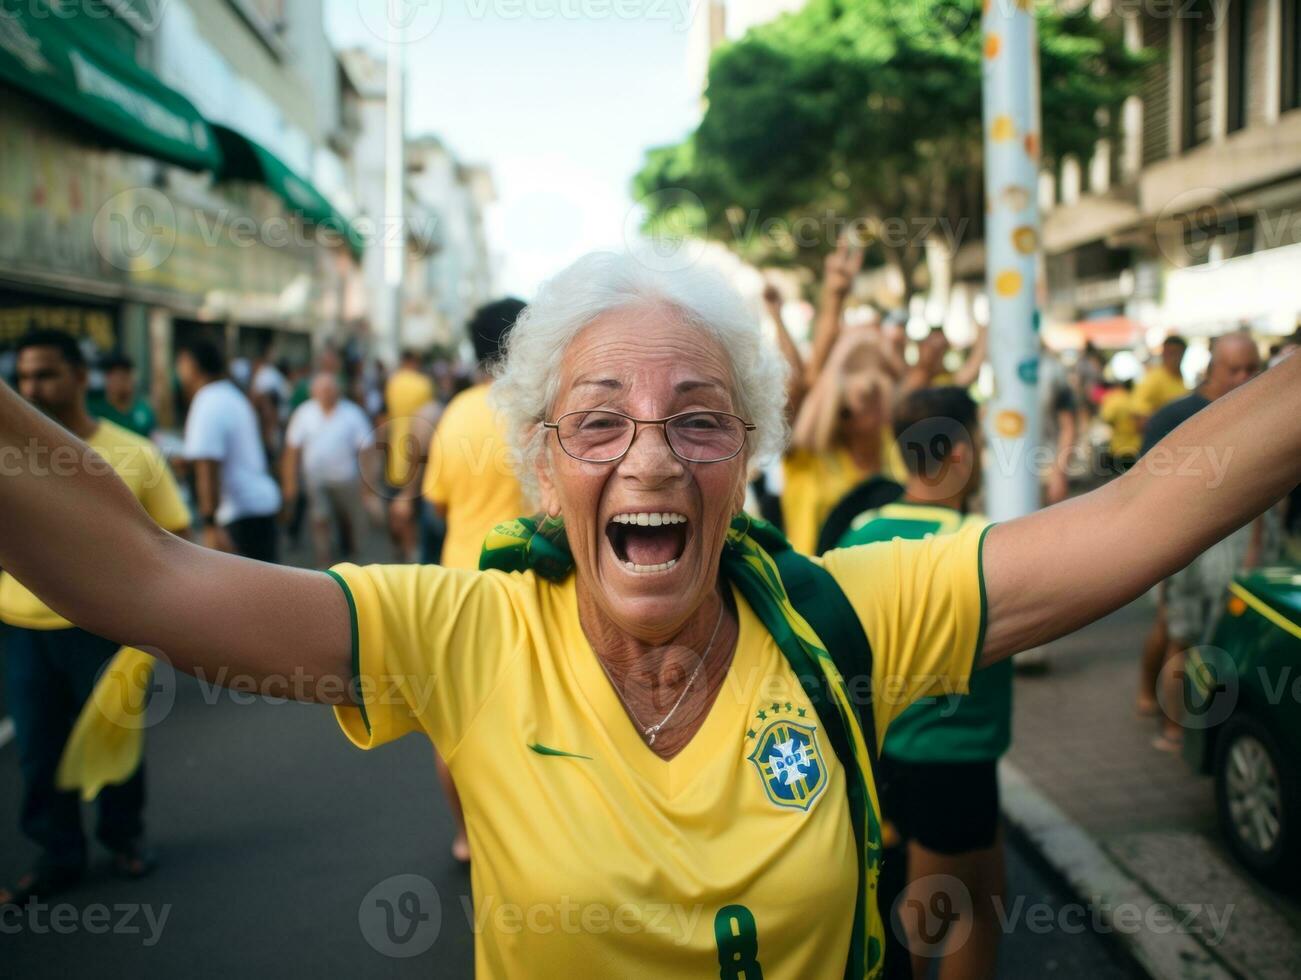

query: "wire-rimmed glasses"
xmin=542 ymin=410 xmax=755 ymax=464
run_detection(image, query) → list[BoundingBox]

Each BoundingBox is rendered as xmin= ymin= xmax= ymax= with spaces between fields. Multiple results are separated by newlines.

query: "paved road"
xmin=0 ymin=669 xmax=1141 ymax=977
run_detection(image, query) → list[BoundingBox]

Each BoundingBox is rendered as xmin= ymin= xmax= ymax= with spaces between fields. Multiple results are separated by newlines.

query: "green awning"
xmin=0 ymin=0 xmax=221 ymax=171
xmin=213 ymin=124 xmax=365 ymax=259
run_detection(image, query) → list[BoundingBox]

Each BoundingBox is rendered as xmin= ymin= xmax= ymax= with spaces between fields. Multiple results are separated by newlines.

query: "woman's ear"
xmin=535 ymin=448 xmax=562 ymax=518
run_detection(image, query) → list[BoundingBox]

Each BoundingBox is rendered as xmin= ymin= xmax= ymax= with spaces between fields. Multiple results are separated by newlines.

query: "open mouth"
xmin=605 ymin=512 xmax=689 ymax=573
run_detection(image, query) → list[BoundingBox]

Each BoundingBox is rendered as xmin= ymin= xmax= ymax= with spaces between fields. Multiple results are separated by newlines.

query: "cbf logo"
xmin=748 ymin=719 xmax=826 ymax=811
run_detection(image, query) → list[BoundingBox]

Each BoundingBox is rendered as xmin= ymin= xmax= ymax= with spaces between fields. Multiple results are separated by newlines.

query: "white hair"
xmin=493 ymin=251 xmax=789 ymax=505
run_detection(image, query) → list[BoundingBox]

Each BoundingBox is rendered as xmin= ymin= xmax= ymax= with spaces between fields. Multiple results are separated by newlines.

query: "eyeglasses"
xmin=542 ymin=410 xmax=755 ymax=464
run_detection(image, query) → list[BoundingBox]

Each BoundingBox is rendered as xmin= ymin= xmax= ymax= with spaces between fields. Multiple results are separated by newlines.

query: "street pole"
xmin=384 ymin=2 xmax=407 ymax=365
xmin=980 ymin=0 xmax=1043 ymax=522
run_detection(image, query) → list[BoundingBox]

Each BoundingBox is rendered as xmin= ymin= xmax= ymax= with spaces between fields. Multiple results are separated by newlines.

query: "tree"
xmin=633 ymin=0 xmax=1150 ymax=297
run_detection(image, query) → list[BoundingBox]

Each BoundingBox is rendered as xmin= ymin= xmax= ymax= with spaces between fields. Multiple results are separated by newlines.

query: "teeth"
xmin=610 ymin=512 xmax=687 ymax=525
xmin=622 ymin=559 xmax=679 ymax=573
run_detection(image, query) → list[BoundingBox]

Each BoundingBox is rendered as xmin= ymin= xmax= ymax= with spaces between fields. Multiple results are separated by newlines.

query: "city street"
xmin=0 ymin=658 xmax=1142 ymax=978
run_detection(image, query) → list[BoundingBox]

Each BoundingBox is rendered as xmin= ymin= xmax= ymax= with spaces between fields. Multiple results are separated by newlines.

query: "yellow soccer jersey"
xmin=1133 ymin=365 xmax=1187 ymax=417
xmin=421 ymin=383 xmax=529 ymax=570
xmin=782 ymin=436 xmax=908 ymax=556
xmin=383 ymin=368 xmax=435 ymax=488
xmin=329 ymin=523 xmax=987 ymax=978
xmin=0 ymin=420 xmax=191 ymax=630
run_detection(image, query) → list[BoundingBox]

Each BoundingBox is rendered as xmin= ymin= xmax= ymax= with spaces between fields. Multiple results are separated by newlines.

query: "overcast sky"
xmin=325 ymin=0 xmax=703 ymax=298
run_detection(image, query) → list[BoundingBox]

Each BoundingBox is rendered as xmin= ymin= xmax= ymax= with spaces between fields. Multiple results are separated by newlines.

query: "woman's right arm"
xmin=0 ymin=381 xmax=351 ymax=702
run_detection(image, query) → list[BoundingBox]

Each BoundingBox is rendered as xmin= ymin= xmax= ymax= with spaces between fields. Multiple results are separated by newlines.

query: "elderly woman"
xmin=0 ymin=253 xmax=1297 ymax=978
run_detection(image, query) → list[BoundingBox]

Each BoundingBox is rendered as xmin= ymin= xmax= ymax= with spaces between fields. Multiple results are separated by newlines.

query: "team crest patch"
xmin=747 ymin=719 xmax=827 ymax=811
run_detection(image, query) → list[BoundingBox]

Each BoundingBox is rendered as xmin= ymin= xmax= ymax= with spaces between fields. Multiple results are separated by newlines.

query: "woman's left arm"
xmin=980 ymin=353 xmax=1301 ymax=664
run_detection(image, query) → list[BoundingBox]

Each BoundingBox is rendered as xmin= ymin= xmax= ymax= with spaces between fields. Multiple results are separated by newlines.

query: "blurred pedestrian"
xmin=87 ymin=352 xmax=156 ymax=439
xmin=281 ymin=373 xmax=376 ymax=569
xmin=832 ymin=387 xmax=1008 ymax=980
xmin=1037 ymin=347 xmax=1078 ymax=506
xmin=250 ymin=345 xmax=291 ymax=454
xmin=901 ymin=326 xmax=986 ymax=395
xmin=0 ymin=329 xmax=190 ymax=905
xmin=781 ymin=245 xmax=909 ymax=553
xmin=1137 ymin=333 xmax=1264 ymax=739
xmin=1133 ymin=334 xmax=1188 ymax=424
xmin=177 ymin=340 xmax=281 ymax=560
xmin=418 ymin=297 xmax=528 ymax=863
xmin=381 ymin=349 xmax=434 ymax=561
xmin=1098 ymin=379 xmax=1140 ymax=473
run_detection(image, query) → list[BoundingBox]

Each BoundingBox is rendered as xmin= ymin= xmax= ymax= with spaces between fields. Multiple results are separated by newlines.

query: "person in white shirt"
xmin=281 ymin=373 xmax=376 ymax=567
xmin=177 ymin=340 xmax=282 ymax=561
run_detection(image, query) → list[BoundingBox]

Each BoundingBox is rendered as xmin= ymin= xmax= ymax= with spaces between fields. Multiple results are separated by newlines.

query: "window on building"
xmin=1284 ymin=0 xmax=1301 ymax=112
xmin=1140 ymin=16 xmax=1171 ymax=165
xmin=1181 ymin=1 xmax=1215 ymax=149
xmin=1225 ymin=0 xmax=1249 ymax=133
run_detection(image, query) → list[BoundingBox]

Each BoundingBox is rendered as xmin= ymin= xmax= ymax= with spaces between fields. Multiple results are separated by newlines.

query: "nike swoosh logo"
xmin=528 ymin=742 xmax=592 ymax=761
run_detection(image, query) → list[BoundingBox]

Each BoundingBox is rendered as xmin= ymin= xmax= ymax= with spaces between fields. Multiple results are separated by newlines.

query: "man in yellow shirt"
xmin=0 ymin=330 xmax=190 ymax=905
xmin=418 ymin=297 xmax=527 ymax=861
xmin=1133 ymin=334 xmax=1188 ymax=421
xmin=423 ymin=298 xmax=529 ymax=571
xmin=1099 ymin=379 xmax=1141 ymax=472
xmin=381 ymin=350 xmax=434 ymax=561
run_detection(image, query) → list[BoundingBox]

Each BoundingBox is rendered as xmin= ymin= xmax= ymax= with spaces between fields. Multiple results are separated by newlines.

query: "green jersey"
xmin=87 ymin=394 xmax=157 ymax=439
xmin=837 ymin=502 xmax=1012 ymax=762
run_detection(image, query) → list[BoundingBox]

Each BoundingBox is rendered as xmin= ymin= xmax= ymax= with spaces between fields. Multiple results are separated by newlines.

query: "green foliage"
xmin=632 ymin=0 xmax=1150 ymax=284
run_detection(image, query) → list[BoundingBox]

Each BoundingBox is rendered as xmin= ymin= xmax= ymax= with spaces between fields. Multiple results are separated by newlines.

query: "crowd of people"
xmin=1 ymin=250 xmax=1298 ymax=979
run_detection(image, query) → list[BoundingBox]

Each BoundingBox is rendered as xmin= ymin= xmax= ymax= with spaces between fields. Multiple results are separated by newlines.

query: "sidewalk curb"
xmin=998 ymin=759 xmax=1233 ymax=980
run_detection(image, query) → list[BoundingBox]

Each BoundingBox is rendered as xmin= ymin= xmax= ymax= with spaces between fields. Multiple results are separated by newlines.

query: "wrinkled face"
xmin=17 ymin=346 xmax=83 ymax=417
xmin=537 ymin=307 xmax=749 ymax=642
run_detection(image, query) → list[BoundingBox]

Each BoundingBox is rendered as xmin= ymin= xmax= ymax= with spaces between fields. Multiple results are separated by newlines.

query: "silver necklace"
xmin=597 ymin=601 xmax=727 ymax=746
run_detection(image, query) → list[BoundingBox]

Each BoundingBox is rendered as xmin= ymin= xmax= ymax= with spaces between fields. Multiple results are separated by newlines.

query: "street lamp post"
xmin=980 ymin=0 xmax=1044 ymax=522
xmin=384 ymin=1 xmax=407 ymax=364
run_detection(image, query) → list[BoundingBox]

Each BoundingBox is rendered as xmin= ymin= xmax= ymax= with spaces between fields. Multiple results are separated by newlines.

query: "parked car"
xmin=1183 ymin=565 xmax=1301 ymax=890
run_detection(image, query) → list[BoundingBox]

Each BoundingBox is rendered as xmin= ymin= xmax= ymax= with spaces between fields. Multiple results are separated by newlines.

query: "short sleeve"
xmin=327 ymin=563 xmax=526 ymax=756
xmin=819 ymin=521 xmax=991 ymax=747
xmin=137 ymin=446 xmax=193 ymax=533
xmin=1132 ymin=373 xmax=1160 ymax=416
xmin=352 ymin=407 xmax=375 ymax=450
xmin=285 ymin=404 xmax=310 ymax=449
xmin=183 ymin=393 xmax=224 ymax=460
xmin=423 ymin=406 xmax=454 ymax=506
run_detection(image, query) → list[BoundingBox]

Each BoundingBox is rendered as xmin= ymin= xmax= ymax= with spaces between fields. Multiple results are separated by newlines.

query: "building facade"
xmin=0 ymin=0 xmax=363 ymax=423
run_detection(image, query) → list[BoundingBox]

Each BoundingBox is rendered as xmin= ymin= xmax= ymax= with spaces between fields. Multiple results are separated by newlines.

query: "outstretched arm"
xmin=763 ymin=282 xmax=808 ymax=416
xmin=805 ymin=239 xmax=864 ymax=388
xmin=0 ymin=381 xmax=351 ymax=701
xmin=981 ymin=353 xmax=1301 ymax=663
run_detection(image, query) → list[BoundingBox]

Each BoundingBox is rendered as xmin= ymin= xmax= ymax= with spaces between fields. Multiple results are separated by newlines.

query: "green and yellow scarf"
xmin=481 ymin=513 xmax=886 ymax=979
